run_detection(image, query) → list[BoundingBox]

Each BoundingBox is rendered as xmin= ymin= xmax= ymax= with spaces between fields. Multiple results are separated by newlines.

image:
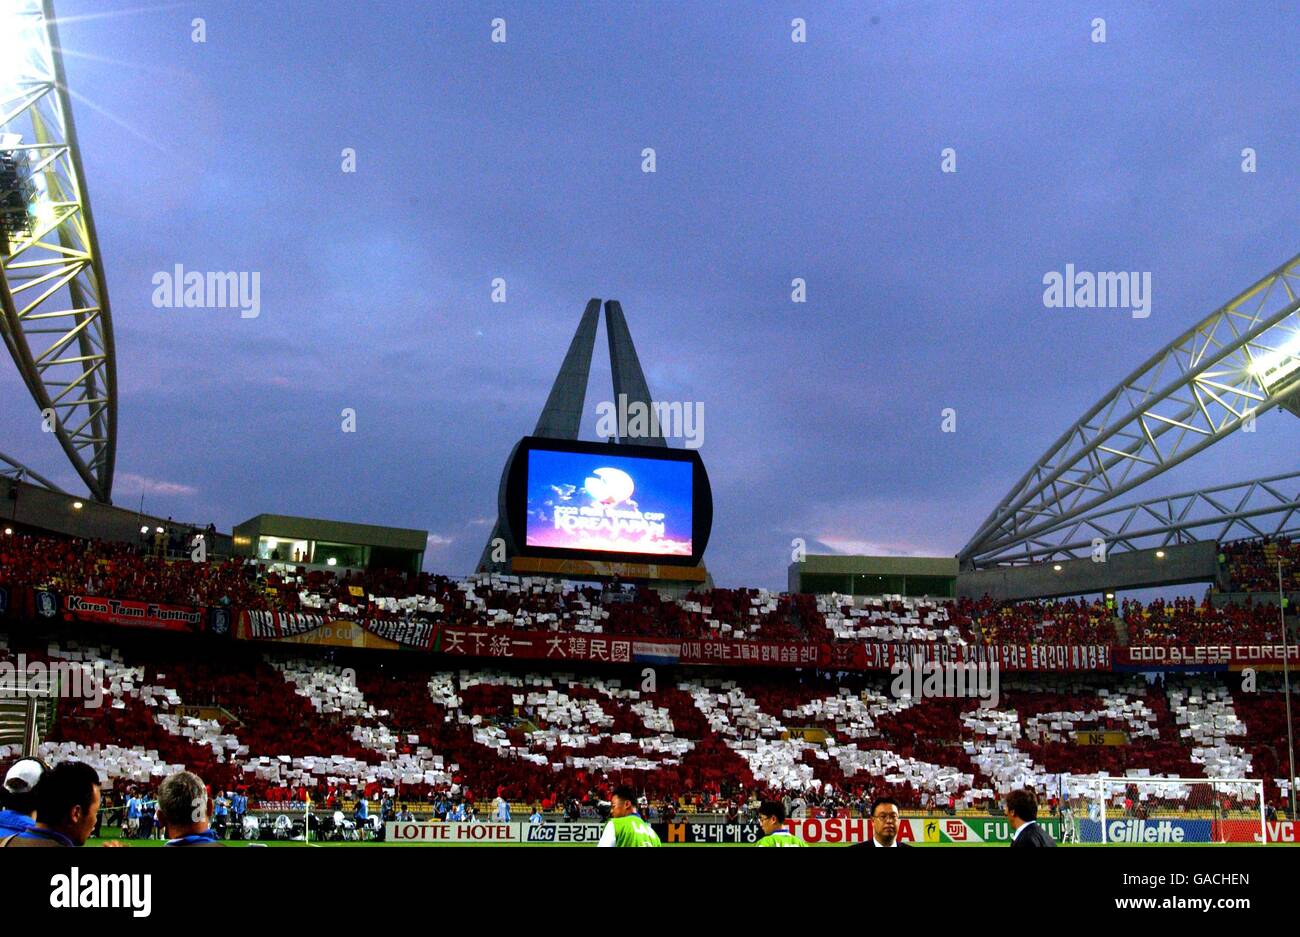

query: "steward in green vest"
xmin=597 ymin=786 xmax=661 ymax=847
xmin=756 ymin=799 xmax=807 ymax=846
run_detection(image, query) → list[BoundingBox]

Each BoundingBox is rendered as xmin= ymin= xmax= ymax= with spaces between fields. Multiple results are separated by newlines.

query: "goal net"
xmin=1071 ymin=776 xmax=1265 ymax=844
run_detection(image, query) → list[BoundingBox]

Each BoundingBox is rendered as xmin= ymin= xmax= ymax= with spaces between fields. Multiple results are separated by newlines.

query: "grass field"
xmin=87 ymin=831 xmax=1292 ymax=847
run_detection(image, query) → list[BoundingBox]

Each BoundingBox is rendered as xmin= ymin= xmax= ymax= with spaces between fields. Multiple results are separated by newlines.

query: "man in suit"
xmin=850 ymin=796 xmax=910 ymax=848
xmin=1007 ymin=788 xmax=1056 ymax=847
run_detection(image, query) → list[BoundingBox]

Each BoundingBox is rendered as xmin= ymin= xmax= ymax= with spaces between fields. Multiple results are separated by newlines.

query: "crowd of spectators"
xmin=1 ymin=531 xmax=1294 ymax=649
xmin=1222 ymin=537 xmax=1300 ymax=593
xmin=1124 ymin=596 xmax=1283 ymax=645
xmin=0 ymin=532 xmax=261 ymax=608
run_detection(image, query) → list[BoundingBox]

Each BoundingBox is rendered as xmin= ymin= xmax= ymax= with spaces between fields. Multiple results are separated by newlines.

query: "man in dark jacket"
xmin=1007 ymin=789 xmax=1056 ymax=847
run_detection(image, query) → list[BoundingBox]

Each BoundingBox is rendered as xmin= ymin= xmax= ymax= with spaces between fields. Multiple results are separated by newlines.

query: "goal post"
xmin=1075 ymin=776 xmax=1266 ymax=844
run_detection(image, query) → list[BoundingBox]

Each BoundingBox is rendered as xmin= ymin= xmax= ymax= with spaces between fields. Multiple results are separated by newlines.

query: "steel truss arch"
xmin=0 ymin=0 xmax=117 ymax=502
xmin=981 ymin=469 xmax=1300 ymax=565
xmin=961 ymin=253 xmax=1300 ymax=568
xmin=0 ymin=449 xmax=65 ymax=492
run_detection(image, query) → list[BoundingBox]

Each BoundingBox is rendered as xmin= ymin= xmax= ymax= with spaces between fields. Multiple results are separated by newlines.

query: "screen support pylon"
xmin=477 ymin=298 xmax=671 ymax=573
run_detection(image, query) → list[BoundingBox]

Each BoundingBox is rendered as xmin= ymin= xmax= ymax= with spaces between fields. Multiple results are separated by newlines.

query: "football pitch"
xmin=87 ymin=833 xmax=1292 ymax=848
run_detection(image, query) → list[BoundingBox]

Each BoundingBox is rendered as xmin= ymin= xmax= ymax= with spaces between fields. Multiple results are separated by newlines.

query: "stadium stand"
xmin=2 ymin=629 xmax=1295 ymax=816
xmin=0 ymin=531 xmax=1296 ymax=823
xmin=1223 ymin=537 xmax=1300 ymax=594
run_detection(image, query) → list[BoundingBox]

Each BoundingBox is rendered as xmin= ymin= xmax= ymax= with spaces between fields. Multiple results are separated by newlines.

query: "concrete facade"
xmin=232 ymin=513 xmax=426 ymax=572
xmin=1 ymin=478 xmax=230 ymax=553
xmin=789 ymin=554 xmax=958 ymax=597
xmin=956 ymin=541 xmax=1222 ymax=602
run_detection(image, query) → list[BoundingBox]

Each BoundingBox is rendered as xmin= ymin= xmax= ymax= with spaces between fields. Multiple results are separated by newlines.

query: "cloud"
xmin=114 ymin=473 xmax=198 ymax=497
xmin=426 ymin=533 xmax=454 ymax=547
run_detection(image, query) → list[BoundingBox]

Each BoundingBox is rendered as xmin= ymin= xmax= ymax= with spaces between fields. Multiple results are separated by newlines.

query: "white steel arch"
xmin=962 ymin=253 xmax=1300 ymax=568
xmin=979 ymin=469 xmax=1300 ymax=565
xmin=1 ymin=0 xmax=117 ymax=502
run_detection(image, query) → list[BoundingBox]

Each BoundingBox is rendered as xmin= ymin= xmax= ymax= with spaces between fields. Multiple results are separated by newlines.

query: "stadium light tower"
xmin=0 ymin=0 xmax=118 ymax=503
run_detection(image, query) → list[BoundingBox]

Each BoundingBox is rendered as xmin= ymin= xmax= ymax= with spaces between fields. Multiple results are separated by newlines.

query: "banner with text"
xmin=657 ymin=822 xmax=763 ymax=844
xmin=788 ymin=816 xmax=1060 ymax=844
xmin=64 ymin=595 xmax=204 ymax=633
xmin=237 ymin=610 xmax=436 ymax=650
xmin=384 ymin=821 xmax=522 ymax=844
xmin=826 ymin=642 xmax=1112 ymax=672
xmin=1115 ymin=644 xmax=1300 ymax=671
xmin=679 ymin=640 xmax=819 ymax=667
xmin=237 ymin=611 xmax=405 ymax=651
xmin=383 ymin=821 xmax=604 ymax=844
xmin=436 ymin=627 xmax=634 ymax=663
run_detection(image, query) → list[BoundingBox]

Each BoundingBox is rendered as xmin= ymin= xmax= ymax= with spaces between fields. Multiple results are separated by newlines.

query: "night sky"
xmin=2 ymin=0 xmax=1296 ymax=588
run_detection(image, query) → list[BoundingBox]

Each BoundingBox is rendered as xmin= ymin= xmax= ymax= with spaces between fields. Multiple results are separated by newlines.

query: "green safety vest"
xmin=757 ymin=830 xmax=807 ymax=847
xmin=610 ymin=814 xmax=661 ymax=846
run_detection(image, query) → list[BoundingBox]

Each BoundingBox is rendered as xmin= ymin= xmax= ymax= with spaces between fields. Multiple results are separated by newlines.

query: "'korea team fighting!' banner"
xmin=63 ymin=595 xmax=204 ymax=632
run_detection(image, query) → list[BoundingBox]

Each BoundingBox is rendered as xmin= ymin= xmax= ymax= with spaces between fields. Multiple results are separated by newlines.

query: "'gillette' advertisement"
xmin=526 ymin=449 xmax=692 ymax=555
xmin=501 ymin=437 xmax=712 ymax=566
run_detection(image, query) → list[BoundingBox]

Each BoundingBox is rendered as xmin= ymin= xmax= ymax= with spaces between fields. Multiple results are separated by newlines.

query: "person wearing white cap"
xmin=2 ymin=761 xmax=101 ymax=847
xmin=0 ymin=758 xmax=47 ymax=836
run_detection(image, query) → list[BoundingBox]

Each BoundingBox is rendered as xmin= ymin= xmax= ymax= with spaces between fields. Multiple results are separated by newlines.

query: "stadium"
xmin=0 ymin=0 xmax=1297 ymax=912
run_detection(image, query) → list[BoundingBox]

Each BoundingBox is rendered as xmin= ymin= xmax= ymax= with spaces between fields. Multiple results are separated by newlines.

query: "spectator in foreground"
xmin=2 ymin=761 xmax=101 ymax=848
xmin=0 ymin=758 xmax=46 ymax=836
xmin=158 ymin=771 xmax=223 ymax=847
xmin=1007 ymin=788 xmax=1056 ymax=848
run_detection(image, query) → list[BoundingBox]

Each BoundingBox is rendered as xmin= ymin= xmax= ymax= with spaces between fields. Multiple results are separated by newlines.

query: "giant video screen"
xmin=501 ymin=437 xmax=711 ymax=567
xmin=526 ymin=448 xmax=693 ymax=555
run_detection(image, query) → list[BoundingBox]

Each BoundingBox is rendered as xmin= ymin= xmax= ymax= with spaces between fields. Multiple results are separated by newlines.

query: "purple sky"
xmin=2 ymin=0 xmax=1297 ymax=588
